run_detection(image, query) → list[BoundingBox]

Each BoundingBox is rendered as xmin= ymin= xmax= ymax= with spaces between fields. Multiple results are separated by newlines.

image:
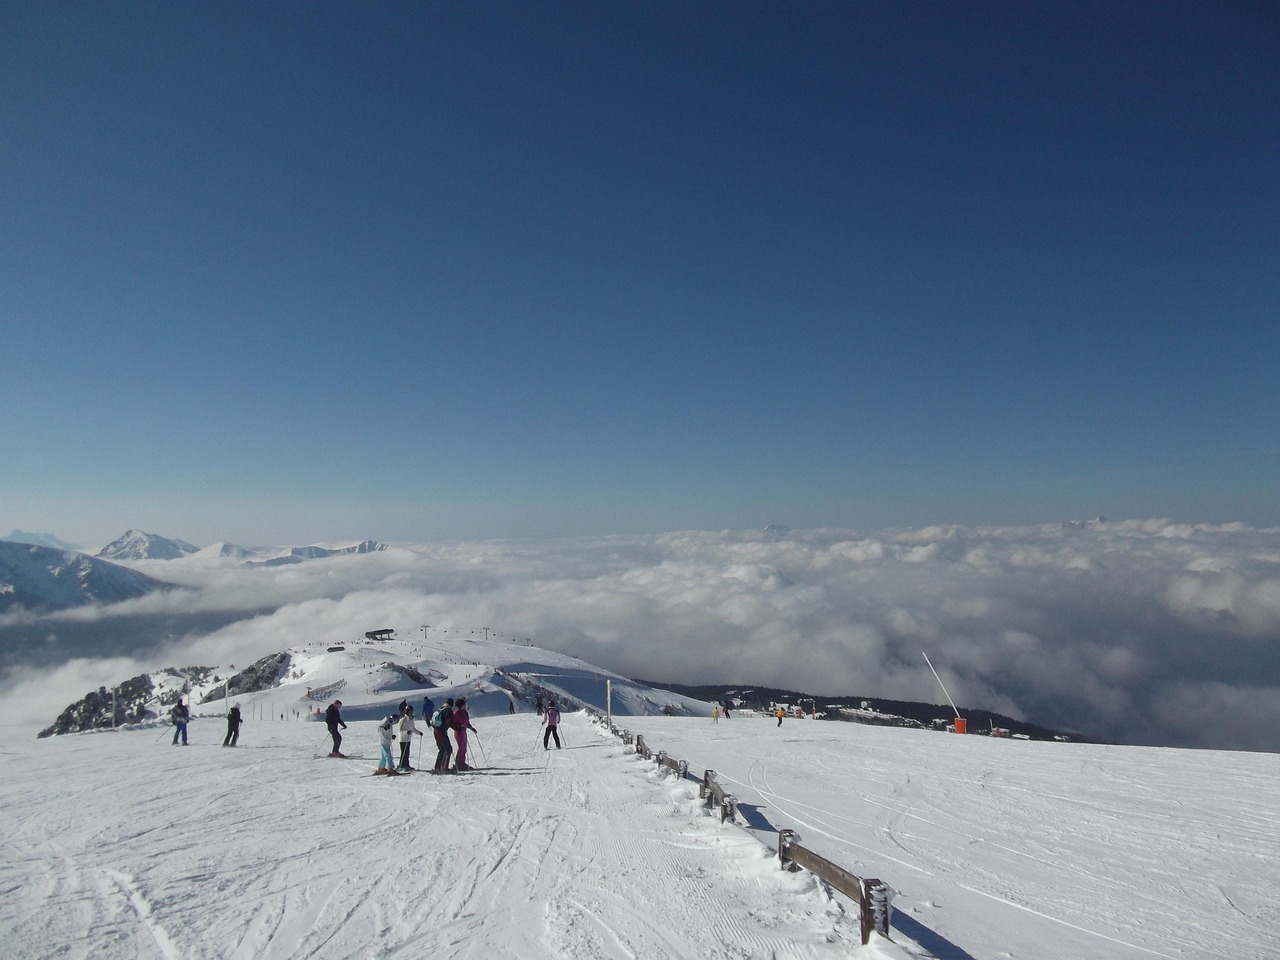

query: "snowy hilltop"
xmin=96 ymin=528 xmax=199 ymax=561
xmin=39 ymin=634 xmax=714 ymax=737
xmin=0 ymin=539 xmax=172 ymax=613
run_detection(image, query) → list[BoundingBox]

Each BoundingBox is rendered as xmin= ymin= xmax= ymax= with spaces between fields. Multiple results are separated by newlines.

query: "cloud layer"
xmin=4 ymin=521 xmax=1280 ymax=751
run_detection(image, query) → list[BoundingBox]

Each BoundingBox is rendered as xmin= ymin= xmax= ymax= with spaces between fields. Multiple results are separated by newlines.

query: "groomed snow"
xmin=3 ymin=708 xmax=1277 ymax=959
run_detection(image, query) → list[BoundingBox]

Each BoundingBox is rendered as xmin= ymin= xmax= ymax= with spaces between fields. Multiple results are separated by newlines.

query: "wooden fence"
xmin=593 ymin=714 xmax=893 ymax=946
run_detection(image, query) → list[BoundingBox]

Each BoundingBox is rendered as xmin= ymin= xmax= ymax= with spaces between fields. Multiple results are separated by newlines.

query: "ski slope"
xmin=2 ymin=711 xmax=1277 ymax=959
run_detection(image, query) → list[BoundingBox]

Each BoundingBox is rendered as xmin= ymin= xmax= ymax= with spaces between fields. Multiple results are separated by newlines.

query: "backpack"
xmin=431 ymin=708 xmax=446 ymax=729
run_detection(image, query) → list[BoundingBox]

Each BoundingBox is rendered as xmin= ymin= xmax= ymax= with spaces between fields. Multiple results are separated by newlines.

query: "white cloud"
xmin=5 ymin=520 xmax=1280 ymax=751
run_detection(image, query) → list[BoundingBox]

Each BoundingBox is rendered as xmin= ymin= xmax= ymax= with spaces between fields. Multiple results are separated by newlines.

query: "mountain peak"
xmin=97 ymin=530 xmax=199 ymax=561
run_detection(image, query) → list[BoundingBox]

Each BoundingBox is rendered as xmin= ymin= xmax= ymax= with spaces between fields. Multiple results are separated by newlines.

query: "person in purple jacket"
xmin=452 ymin=697 xmax=477 ymax=771
xmin=543 ymin=701 xmax=561 ymax=750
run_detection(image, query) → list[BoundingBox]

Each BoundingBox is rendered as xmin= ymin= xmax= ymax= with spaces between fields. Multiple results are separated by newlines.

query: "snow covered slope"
xmin=0 ymin=540 xmax=172 ymax=612
xmin=2 ymin=709 xmax=1275 ymax=959
xmin=40 ymin=637 xmax=717 ymax=736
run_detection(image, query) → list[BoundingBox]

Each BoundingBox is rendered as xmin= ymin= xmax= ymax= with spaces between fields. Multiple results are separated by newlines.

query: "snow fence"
xmin=590 ymin=713 xmax=893 ymax=946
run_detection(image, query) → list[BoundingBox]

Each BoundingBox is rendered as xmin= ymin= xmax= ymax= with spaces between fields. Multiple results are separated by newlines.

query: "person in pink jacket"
xmin=543 ymin=702 xmax=561 ymax=749
xmin=452 ymin=697 xmax=477 ymax=771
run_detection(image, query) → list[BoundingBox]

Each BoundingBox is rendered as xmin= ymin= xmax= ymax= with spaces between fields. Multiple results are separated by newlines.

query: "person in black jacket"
xmin=431 ymin=698 xmax=455 ymax=773
xmin=325 ymin=700 xmax=347 ymax=757
xmin=223 ymin=704 xmax=242 ymax=747
xmin=170 ymin=699 xmax=190 ymax=746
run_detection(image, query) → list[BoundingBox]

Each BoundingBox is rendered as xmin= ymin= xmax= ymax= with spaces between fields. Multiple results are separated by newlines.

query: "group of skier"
xmin=370 ymin=695 xmax=480 ymax=775
xmin=169 ymin=691 xmax=562 ymax=771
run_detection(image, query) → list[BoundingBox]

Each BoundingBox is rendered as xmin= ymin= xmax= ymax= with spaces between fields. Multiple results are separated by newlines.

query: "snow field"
xmin=0 ymin=711 xmax=880 ymax=960
xmin=622 ymin=715 xmax=1280 ymax=960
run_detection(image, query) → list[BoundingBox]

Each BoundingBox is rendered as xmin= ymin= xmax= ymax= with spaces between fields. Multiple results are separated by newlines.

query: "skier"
xmin=452 ymin=697 xmax=477 ymax=771
xmin=431 ymin=698 xmax=455 ymax=773
xmin=543 ymin=701 xmax=561 ymax=750
xmin=223 ymin=703 xmax=242 ymax=747
xmin=398 ymin=699 xmax=408 ymax=717
xmin=723 ymin=702 xmax=732 ymax=719
xmin=422 ymin=694 xmax=434 ymax=720
xmin=776 ymin=706 xmax=785 ymax=727
xmin=535 ymin=695 xmax=544 ymax=716
xmin=712 ymin=705 xmax=720 ymax=723
xmin=376 ymin=714 xmax=398 ymax=774
xmin=397 ymin=706 xmax=422 ymax=771
xmin=325 ymin=700 xmax=347 ymax=757
xmin=170 ymin=699 xmax=190 ymax=746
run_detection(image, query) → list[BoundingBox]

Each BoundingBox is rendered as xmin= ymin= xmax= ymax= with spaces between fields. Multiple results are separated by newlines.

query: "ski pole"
xmin=473 ymin=731 xmax=489 ymax=767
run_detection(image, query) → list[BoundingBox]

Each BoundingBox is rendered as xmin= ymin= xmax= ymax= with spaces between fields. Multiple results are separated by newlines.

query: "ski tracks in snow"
xmin=0 ymin=716 xmax=868 ymax=959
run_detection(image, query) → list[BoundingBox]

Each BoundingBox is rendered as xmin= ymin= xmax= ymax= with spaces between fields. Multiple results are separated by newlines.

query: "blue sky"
xmin=2 ymin=1 xmax=1277 ymax=548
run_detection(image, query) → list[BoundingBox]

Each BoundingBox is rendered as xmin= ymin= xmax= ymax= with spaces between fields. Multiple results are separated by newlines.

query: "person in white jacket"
xmin=376 ymin=715 xmax=397 ymax=774
xmin=397 ymin=706 xmax=422 ymax=771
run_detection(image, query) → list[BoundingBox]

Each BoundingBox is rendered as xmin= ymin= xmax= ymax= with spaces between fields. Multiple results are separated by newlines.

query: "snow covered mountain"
xmin=4 ymin=529 xmax=82 ymax=551
xmin=39 ymin=635 xmax=714 ymax=736
xmin=96 ymin=529 xmax=199 ymax=561
xmin=246 ymin=538 xmax=388 ymax=566
xmin=190 ymin=540 xmax=256 ymax=560
xmin=0 ymin=540 xmax=173 ymax=613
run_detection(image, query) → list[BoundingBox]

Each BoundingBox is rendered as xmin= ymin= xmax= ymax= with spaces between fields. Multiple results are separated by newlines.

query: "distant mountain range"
xmin=0 ymin=540 xmax=173 ymax=613
xmin=247 ymin=540 xmax=388 ymax=567
xmin=5 ymin=530 xmax=82 ymax=551
xmin=0 ymin=531 xmax=389 ymax=613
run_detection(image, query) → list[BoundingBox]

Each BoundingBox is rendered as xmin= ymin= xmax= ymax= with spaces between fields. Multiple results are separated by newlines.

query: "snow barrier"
xmin=699 ymin=769 xmax=738 ymax=823
xmin=592 ymin=714 xmax=892 ymax=947
xmin=779 ymin=829 xmax=892 ymax=944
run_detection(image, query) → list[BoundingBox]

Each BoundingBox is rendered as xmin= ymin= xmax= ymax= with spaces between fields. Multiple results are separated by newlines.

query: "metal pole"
xmin=922 ymin=651 xmax=961 ymax=718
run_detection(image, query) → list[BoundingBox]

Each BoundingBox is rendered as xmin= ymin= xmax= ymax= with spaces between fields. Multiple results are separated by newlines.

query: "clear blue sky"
xmin=2 ymin=1 xmax=1277 ymax=547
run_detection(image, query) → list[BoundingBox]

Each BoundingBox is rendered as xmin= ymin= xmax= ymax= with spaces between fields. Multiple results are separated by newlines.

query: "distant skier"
xmin=398 ymin=699 xmax=408 ymax=717
xmin=325 ymin=700 xmax=347 ymax=757
xmin=535 ymin=695 xmax=544 ymax=716
xmin=223 ymin=703 xmax=242 ymax=747
xmin=723 ymin=702 xmax=731 ymax=719
xmin=543 ymin=701 xmax=561 ymax=750
xmin=170 ymin=699 xmax=190 ymax=746
xmin=398 ymin=706 xmax=422 ymax=771
xmin=422 ymin=695 xmax=434 ymax=720
xmin=712 ymin=706 xmax=720 ymax=723
xmin=452 ymin=697 xmax=477 ymax=771
xmin=431 ymin=698 xmax=455 ymax=773
xmin=376 ymin=714 xmax=398 ymax=774
xmin=775 ymin=707 xmax=785 ymax=727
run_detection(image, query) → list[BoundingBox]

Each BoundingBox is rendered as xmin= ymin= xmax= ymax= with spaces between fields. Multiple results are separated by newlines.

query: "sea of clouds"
xmin=3 ymin=520 xmax=1279 ymax=751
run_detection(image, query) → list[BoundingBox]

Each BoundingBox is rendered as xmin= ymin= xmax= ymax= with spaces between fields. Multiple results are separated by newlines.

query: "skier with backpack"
xmin=431 ymin=698 xmax=455 ymax=773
